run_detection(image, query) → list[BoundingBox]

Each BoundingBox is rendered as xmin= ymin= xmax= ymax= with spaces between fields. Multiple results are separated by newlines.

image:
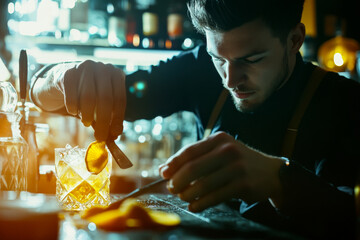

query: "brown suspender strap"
xmin=281 ymin=66 xmax=328 ymax=158
xmin=203 ymin=88 xmax=229 ymax=138
xmin=203 ymin=67 xmax=327 ymax=153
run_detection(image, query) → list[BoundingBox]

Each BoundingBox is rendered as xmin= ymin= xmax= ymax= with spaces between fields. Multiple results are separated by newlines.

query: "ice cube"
xmin=68 ymin=145 xmax=84 ymax=156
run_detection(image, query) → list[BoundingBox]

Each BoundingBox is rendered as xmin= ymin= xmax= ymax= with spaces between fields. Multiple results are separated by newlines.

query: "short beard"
xmin=232 ymin=46 xmax=290 ymax=113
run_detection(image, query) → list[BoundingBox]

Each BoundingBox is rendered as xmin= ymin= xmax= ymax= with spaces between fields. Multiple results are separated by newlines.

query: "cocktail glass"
xmin=55 ymin=145 xmax=112 ymax=211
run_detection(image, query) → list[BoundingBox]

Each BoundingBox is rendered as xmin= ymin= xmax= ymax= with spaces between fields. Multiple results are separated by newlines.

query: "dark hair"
xmin=187 ymin=0 xmax=305 ymax=43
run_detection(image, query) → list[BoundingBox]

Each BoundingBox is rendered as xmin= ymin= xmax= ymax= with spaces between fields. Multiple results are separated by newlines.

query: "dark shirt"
xmin=126 ymin=45 xmax=360 ymax=239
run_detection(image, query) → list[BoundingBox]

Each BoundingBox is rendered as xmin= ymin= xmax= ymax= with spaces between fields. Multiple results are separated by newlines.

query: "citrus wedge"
xmin=85 ymin=141 xmax=109 ymax=174
xmin=147 ymin=210 xmax=181 ymax=226
xmin=84 ymin=198 xmax=181 ymax=231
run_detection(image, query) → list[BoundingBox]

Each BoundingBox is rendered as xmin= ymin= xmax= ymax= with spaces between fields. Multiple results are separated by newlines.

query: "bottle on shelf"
xmin=124 ymin=0 xmax=141 ymax=47
xmin=141 ymin=0 xmax=159 ymax=49
xmin=108 ymin=0 xmax=126 ymax=47
xmin=166 ymin=0 xmax=184 ymax=49
xmin=88 ymin=0 xmax=108 ymax=39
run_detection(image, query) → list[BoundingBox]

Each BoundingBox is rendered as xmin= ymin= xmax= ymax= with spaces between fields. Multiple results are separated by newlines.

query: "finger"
xmin=160 ymin=132 xmax=231 ymax=178
xmin=110 ymin=66 xmax=126 ymax=137
xmin=63 ymin=67 xmax=80 ymax=115
xmin=78 ymin=67 xmax=96 ymax=127
xmin=178 ymin=163 xmax=239 ymax=203
xmin=158 ymin=163 xmax=168 ymax=172
xmin=188 ymin=179 xmax=244 ymax=213
xmin=165 ymin=139 xmax=240 ymax=194
xmin=94 ymin=64 xmax=113 ymax=141
xmin=168 ymin=145 xmax=233 ymax=194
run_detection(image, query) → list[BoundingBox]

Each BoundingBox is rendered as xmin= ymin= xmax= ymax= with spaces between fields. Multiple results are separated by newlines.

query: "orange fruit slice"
xmin=85 ymin=141 xmax=109 ymax=174
xmin=147 ymin=210 xmax=181 ymax=226
xmin=84 ymin=198 xmax=181 ymax=231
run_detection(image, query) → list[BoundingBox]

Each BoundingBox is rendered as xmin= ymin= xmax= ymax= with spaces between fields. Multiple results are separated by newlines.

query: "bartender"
xmin=30 ymin=0 xmax=360 ymax=239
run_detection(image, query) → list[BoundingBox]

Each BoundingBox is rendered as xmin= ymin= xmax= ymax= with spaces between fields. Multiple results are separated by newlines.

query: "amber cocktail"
xmin=55 ymin=146 xmax=112 ymax=211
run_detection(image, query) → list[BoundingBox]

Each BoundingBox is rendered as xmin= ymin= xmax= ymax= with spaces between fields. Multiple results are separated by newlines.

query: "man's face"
xmin=206 ymin=20 xmax=291 ymax=112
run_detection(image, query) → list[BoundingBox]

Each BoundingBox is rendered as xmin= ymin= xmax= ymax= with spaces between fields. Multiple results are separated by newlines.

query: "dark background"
xmin=316 ymin=0 xmax=360 ymax=42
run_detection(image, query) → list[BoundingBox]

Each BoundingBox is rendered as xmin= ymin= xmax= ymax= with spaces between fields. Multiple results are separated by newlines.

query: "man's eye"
xmin=243 ymin=57 xmax=264 ymax=64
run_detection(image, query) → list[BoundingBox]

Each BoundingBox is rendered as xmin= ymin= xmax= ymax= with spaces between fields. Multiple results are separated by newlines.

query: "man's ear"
xmin=287 ymin=23 xmax=305 ymax=54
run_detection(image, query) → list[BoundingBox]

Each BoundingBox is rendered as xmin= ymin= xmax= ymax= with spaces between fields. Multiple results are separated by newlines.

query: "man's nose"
xmin=224 ymin=62 xmax=246 ymax=89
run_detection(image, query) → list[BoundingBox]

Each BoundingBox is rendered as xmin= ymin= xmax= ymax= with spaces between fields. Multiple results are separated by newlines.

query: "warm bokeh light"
xmin=333 ymin=52 xmax=344 ymax=67
xmin=165 ymin=39 xmax=172 ymax=49
xmin=318 ymin=36 xmax=360 ymax=73
xmin=133 ymin=34 xmax=140 ymax=47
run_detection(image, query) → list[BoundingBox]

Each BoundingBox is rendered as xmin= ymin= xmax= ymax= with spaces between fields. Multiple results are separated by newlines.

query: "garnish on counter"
xmin=85 ymin=141 xmax=109 ymax=174
xmin=82 ymin=198 xmax=181 ymax=231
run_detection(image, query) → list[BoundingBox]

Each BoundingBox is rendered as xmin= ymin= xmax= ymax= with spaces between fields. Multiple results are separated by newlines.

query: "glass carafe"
xmin=0 ymin=112 xmax=28 ymax=191
xmin=0 ymin=82 xmax=28 ymax=192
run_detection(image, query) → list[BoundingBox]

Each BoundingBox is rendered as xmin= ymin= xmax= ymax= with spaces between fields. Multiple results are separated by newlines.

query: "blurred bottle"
xmin=16 ymin=103 xmax=39 ymax=194
xmin=124 ymin=0 xmax=140 ymax=47
xmin=142 ymin=0 xmax=159 ymax=49
xmin=58 ymin=1 xmax=71 ymax=39
xmin=108 ymin=1 xmax=126 ymax=47
xmin=22 ymin=122 xmax=39 ymax=193
xmin=88 ymin=0 xmax=108 ymax=39
xmin=36 ymin=0 xmax=59 ymax=36
xmin=166 ymin=0 xmax=184 ymax=49
xmin=21 ymin=103 xmax=41 ymax=193
xmin=69 ymin=1 xmax=88 ymax=30
xmin=167 ymin=0 xmax=183 ymax=39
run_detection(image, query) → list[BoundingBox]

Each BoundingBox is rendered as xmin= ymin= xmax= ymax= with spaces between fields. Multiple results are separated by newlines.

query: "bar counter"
xmin=0 ymin=191 xmax=303 ymax=240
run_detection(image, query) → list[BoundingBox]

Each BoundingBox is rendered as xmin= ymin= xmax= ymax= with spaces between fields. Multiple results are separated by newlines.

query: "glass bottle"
xmin=108 ymin=1 xmax=126 ymax=47
xmin=167 ymin=0 xmax=183 ymax=40
xmin=22 ymin=122 xmax=39 ymax=193
xmin=88 ymin=0 xmax=108 ymax=39
xmin=142 ymin=0 xmax=159 ymax=48
xmin=124 ymin=0 xmax=139 ymax=47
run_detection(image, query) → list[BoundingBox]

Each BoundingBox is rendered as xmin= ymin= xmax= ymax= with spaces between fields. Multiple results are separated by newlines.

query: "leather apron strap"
xmin=203 ymin=66 xmax=327 ymax=157
xmin=203 ymin=89 xmax=229 ymax=139
xmin=281 ymin=66 xmax=328 ymax=158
